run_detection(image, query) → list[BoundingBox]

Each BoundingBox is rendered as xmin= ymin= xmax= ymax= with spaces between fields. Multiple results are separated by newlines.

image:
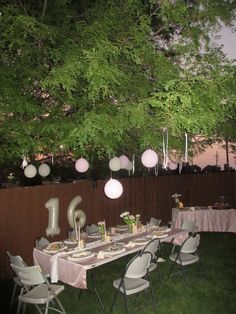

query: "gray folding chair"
xmin=10 ymin=263 xmax=66 ymax=314
xmin=168 ymin=233 xmax=203 ymax=283
xmin=35 ymin=237 xmax=50 ymax=249
xmin=171 ymin=220 xmax=197 ymax=253
xmin=6 ymin=251 xmax=27 ymax=309
xmin=86 ymin=224 xmax=99 ymax=235
xmin=109 ymin=251 xmax=156 ymax=314
xmin=141 ymin=238 xmax=161 ymax=281
xmin=149 ymin=217 xmax=161 ymax=227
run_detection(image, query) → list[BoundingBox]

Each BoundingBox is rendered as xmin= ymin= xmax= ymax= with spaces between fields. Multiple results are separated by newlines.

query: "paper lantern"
xmin=141 ymin=149 xmax=158 ymax=168
xmin=24 ymin=164 xmax=37 ymax=178
xmin=38 ymin=163 xmax=51 ymax=177
xmin=168 ymin=161 xmax=177 ymax=170
xmin=119 ymin=155 xmax=129 ymax=169
xmin=75 ymin=158 xmax=89 ymax=173
xmin=109 ymin=157 xmax=121 ymax=172
xmin=126 ymin=160 xmax=133 ymax=171
xmin=104 ymin=179 xmax=123 ymax=199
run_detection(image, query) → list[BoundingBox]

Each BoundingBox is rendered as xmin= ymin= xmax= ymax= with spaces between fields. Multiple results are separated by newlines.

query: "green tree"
xmin=0 ymin=0 xmax=235 ymax=170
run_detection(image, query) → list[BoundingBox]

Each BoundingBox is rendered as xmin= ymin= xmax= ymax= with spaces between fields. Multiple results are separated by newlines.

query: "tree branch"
xmin=41 ymin=0 xmax=48 ymax=18
xmin=17 ymin=0 xmax=29 ymax=16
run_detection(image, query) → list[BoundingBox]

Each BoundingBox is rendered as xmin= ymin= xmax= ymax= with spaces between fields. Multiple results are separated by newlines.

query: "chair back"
xmin=141 ymin=238 xmax=160 ymax=259
xmin=86 ymin=224 xmax=98 ymax=235
xmin=7 ymin=251 xmax=27 ymax=267
xmin=181 ymin=220 xmax=197 ymax=233
xmin=11 ymin=264 xmax=45 ymax=287
xmin=181 ymin=234 xmax=200 ymax=254
xmin=35 ymin=237 xmax=50 ymax=249
xmin=125 ymin=252 xmax=151 ymax=279
xmin=149 ymin=217 xmax=161 ymax=227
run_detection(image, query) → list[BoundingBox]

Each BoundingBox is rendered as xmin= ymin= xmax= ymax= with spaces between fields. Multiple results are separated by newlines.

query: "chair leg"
xmin=179 ymin=264 xmax=187 ymax=284
xmin=109 ymin=288 xmax=119 ymax=313
xmin=55 ymin=296 xmax=66 ymax=314
xmin=10 ymin=282 xmax=17 ymax=308
xmin=123 ymin=292 xmax=129 ymax=314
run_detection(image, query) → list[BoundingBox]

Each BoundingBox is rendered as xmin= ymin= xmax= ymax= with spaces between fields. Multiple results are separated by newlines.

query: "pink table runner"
xmin=173 ymin=208 xmax=236 ymax=232
xmin=33 ymin=228 xmax=187 ymax=290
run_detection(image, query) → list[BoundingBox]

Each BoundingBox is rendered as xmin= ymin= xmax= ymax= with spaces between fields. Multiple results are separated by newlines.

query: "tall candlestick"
xmin=74 ymin=217 xmax=78 ymax=241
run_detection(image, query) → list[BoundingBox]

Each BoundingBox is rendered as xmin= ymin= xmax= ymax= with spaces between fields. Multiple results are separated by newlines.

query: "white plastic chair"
xmin=86 ymin=224 xmax=99 ymax=235
xmin=35 ymin=237 xmax=50 ymax=249
xmin=149 ymin=217 xmax=161 ymax=227
xmin=109 ymin=251 xmax=156 ymax=314
xmin=6 ymin=251 xmax=27 ymax=309
xmin=10 ymin=263 xmax=66 ymax=314
xmin=168 ymin=233 xmax=202 ymax=282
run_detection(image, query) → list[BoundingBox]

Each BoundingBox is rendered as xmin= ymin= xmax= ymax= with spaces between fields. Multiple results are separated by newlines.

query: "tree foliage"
xmin=0 ymin=0 xmax=235 ymax=168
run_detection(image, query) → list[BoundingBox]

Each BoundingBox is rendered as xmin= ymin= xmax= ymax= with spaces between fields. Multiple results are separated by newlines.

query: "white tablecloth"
xmin=172 ymin=207 xmax=236 ymax=233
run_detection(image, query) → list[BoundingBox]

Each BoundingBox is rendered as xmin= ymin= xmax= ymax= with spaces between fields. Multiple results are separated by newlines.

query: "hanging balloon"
xmin=109 ymin=157 xmax=121 ymax=172
xmin=141 ymin=149 xmax=158 ymax=168
xmin=75 ymin=158 xmax=89 ymax=173
xmin=119 ymin=155 xmax=129 ymax=169
xmin=38 ymin=163 xmax=51 ymax=177
xmin=168 ymin=161 xmax=177 ymax=170
xmin=24 ymin=164 xmax=37 ymax=178
xmin=104 ymin=179 xmax=123 ymax=199
xmin=126 ymin=160 xmax=133 ymax=171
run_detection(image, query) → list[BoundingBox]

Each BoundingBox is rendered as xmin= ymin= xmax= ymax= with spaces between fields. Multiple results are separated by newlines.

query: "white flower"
xmin=120 ymin=211 xmax=129 ymax=218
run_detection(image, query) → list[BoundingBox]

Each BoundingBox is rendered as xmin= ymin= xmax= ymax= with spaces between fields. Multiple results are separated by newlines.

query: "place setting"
xmin=43 ymin=241 xmax=68 ymax=254
xmin=67 ymin=250 xmax=95 ymax=262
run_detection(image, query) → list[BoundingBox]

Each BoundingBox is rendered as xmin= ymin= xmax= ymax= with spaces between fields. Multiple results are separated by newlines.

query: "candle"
xmin=74 ymin=217 xmax=78 ymax=241
xmin=78 ymin=223 xmax=81 ymax=245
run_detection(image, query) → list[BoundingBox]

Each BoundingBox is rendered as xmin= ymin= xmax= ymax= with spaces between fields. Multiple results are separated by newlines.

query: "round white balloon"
xmin=24 ymin=164 xmax=37 ymax=178
xmin=126 ymin=160 xmax=133 ymax=171
xmin=38 ymin=163 xmax=51 ymax=177
xmin=141 ymin=149 xmax=158 ymax=168
xmin=109 ymin=157 xmax=121 ymax=172
xmin=75 ymin=158 xmax=89 ymax=173
xmin=119 ymin=155 xmax=129 ymax=169
xmin=104 ymin=179 xmax=123 ymax=199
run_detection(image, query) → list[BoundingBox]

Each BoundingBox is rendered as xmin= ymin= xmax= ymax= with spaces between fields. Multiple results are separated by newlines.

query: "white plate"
xmin=103 ymin=247 xmax=126 ymax=256
xmin=64 ymin=239 xmax=78 ymax=245
xmin=133 ymin=238 xmax=150 ymax=245
xmin=43 ymin=242 xmax=67 ymax=254
xmin=88 ymin=234 xmax=100 ymax=238
xmin=152 ymin=234 xmax=168 ymax=239
xmin=103 ymin=243 xmax=124 ymax=253
xmin=116 ymin=225 xmax=128 ymax=229
xmin=67 ymin=251 xmax=95 ymax=262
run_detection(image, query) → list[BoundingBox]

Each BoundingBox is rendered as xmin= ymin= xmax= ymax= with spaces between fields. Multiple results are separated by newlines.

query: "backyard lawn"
xmin=1 ymin=232 xmax=236 ymax=314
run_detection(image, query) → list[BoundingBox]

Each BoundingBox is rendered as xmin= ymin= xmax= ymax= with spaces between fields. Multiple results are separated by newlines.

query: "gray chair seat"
xmin=170 ymin=252 xmax=200 ymax=265
xmin=113 ymin=278 xmax=149 ymax=295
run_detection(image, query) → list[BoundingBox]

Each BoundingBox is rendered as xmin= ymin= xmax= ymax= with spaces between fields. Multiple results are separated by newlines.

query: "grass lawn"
xmin=1 ymin=232 xmax=236 ymax=314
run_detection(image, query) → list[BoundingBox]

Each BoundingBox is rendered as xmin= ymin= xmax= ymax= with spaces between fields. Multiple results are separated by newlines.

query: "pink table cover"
xmin=33 ymin=228 xmax=187 ymax=290
xmin=173 ymin=208 xmax=236 ymax=232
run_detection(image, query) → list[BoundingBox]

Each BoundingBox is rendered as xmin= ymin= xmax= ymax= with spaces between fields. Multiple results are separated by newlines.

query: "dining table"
xmin=33 ymin=226 xmax=188 ymax=312
xmin=172 ymin=207 xmax=236 ymax=232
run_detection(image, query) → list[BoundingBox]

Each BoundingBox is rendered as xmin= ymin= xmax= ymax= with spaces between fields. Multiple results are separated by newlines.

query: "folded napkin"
xmin=124 ymin=241 xmax=136 ymax=248
xmin=157 ymin=257 xmax=166 ymax=263
xmin=97 ymin=251 xmax=105 ymax=259
xmin=50 ymin=248 xmax=85 ymax=282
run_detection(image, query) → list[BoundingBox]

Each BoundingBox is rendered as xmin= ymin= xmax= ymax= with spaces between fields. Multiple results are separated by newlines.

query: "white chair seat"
xmin=113 ymin=278 xmax=149 ymax=295
xmin=19 ymin=283 xmax=65 ymax=304
xmin=148 ymin=262 xmax=157 ymax=272
xmin=170 ymin=253 xmax=199 ymax=265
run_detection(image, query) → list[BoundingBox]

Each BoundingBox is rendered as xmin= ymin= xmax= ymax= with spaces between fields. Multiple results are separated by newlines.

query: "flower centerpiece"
xmin=98 ymin=220 xmax=106 ymax=242
xmin=120 ymin=211 xmax=136 ymax=233
xmin=171 ymin=193 xmax=182 ymax=208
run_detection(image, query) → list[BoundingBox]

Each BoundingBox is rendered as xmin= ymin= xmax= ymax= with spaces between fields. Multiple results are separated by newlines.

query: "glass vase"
xmin=101 ymin=232 xmax=106 ymax=242
xmin=128 ymin=224 xmax=133 ymax=234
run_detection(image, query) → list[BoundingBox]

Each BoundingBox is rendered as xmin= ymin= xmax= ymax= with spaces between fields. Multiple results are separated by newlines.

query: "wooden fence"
xmin=0 ymin=171 xmax=235 ymax=278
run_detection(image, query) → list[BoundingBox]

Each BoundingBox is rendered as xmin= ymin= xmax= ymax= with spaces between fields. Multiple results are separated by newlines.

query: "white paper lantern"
xmin=24 ymin=164 xmax=37 ymax=178
xmin=38 ymin=163 xmax=51 ymax=177
xmin=75 ymin=158 xmax=89 ymax=173
xmin=104 ymin=179 xmax=123 ymax=199
xmin=119 ymin=155 xmax=129 ymax=169
xmin=168 ymin=161 xmax=177 ymax=170
xmin=141 ymin=149 xmax=158 ymax=168
xmin=126 ymin=160 xmax=133 ymax=171
xmin=109 ymin=157 xmax=121 ymax=172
